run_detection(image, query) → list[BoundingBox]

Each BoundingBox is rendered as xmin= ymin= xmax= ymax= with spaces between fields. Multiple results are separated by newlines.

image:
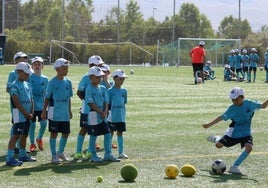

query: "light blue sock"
xmin=117 ymin=135 xmax=124 ymax=154
xmin=58 ymin=137 xmax=67 ymax=153
xmin=233 ymin=150 xmax=249 ymax=166
xmin=76 ymin=134 xmax=85 ymax=153
xmin=104 ymin=133 xmax=111 ymax=157
xmin=29 ymin=122 xmax=36 ymax=144
xmin=6 ymin=149 xmax=14 ymax=161
xmin=19 ymin=149 xmax=26 ymax=158
xmin=37 ymin=120 xmax=47 ymax=139
xmin=253 ymin=73 xmax=256 ymax=81
xmin=248 ymin=72 xmax=251 ymax=81
xmin=49 ymin=137 xmax=57 ymax=155
xmin=89 ymin=136 xmax=97 ymax=155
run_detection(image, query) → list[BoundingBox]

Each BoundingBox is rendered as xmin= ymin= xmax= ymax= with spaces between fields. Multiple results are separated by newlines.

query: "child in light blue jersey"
xmin=223 ymin=64 xmax=236 ymax=81
xmin=203 ymin=87 xmax=268 ymax=174
xmin=74 ymin=55 xmax=104 ymax=160
xmin=41 ymin=58 xmax=73 ymax=164
xmin=107 ymin=69 xmax=128 ymax=159
xmin=228 ymin=50 xmax=235 ymax=72
xmin=86 ymin=66 xmax=120 ymax=163
xmin=203 ymin=60 xmax=215 ymax=80
xmin=241 ymin=49 xmax=249 ymax=81
xmin=28 ymin=57 xmax=48 ymax=152
xmin=234 ymin=49 xmax=244 ymax=80
xmin=248 ymin=48 xmax=260 ymax=82
xmin=264 ymin=47 xmax=268 ymax=82
xmin=6 ymin=52 xmax=28 ymax=154
xmin=6 ymin=62 xmax=36 ymax=166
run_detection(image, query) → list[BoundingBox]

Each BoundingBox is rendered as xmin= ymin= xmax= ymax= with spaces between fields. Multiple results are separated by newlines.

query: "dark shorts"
xmin=32 ymin=111 xmax=42 ymax=122
xmin=88 ymin=121 xmax=110 ymax=136
xmin=192 ymin=63 xmax=203 ymax=72
xmin=108 ymin=122 xmax=126 ymax=132
xmin=236 ymin=68 xmax=242 ymax=73
xmin=13 ymin=121 xmax=30 ymax=135
xmin=219 ymin=135 xmax=253 ymax=148
xmin=49 ymin=120 xmax=70 ymax=134
xmin=79 ymin=113 xmax=88 ymax=127
xmin=249 ymin=67 xmax=257 ymax=72
xmin=243 ymin=67 xmax=249 ymax=72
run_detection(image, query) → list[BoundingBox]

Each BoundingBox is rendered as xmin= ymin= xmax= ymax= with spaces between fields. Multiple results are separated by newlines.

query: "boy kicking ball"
xmin=203 ymin=87 xmax=268 ymax=174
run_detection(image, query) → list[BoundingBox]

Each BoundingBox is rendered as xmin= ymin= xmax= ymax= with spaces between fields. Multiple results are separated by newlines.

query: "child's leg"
xmin=233 ymin=143 xmax=252 ymax=166
xmin=253 ymin=70 xmax=256 ymax=82
xmin=49 ymin=133 xmax=57 ymax=156
xmin=6 ymin=135 xmax=19 ymax=161
xmin=37 ymin=120 xmax=47 ymax=139
xmin=29 ymin=122 xmax=36 ymax=144
xmin=76 ymin=127 xmax=87 ymax=153
xmin=58 ymin=134 xmax=68 ymax=153
xmin=19 ymin=134 xmax=27 ymax=158
xmin=103 ymin=133 xmax=111 ymax=156
xmin=117 ymin=132 xmax=123 ymax=154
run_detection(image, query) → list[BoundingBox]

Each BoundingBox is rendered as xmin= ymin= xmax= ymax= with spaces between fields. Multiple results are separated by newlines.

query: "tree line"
xmin=0 ymin=0 xmax=268 ymax=64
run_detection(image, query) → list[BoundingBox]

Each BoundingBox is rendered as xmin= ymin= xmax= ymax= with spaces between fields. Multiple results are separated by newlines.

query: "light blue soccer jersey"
xmin=77 ymin=73 xmax=91 ymax=114
xmin=29 ymin=74 xmax=48 ymax=111
xmin=264 ymin=52 xmax=268 ymax=69
xmin=228 ymin=55 xmax=235 ymax=68
xmin=241 ymin=54 xmax=249 ymax=68
xmin=249 ymin=53 xmax=260 ymax=68
xmin=6 ymin=70 xmax=18 ymax=91
xmin=107 ymin=86 xmax=127 ymax=123
xmin=45 ymin=77 xmax=73 ymax=121
xmin=221 ymin=100 xmax=262 ymax=138
xmin=85 ymin=84 xmax=107 ymax=125
xmin=9 ymin=79 xmax=33 ymax=123
xmin=234 ymin=54 xmax=242 ymax=69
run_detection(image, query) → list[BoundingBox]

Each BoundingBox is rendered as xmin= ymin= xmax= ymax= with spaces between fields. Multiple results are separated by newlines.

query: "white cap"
xmin=14 ymin=51 xmax=28 ymax=60
xmin=206 ymin=60 xmax=212 ymax=64
xmin=31 ymin=56 xmax=44 ymax=64
xmin=234 ymin=49 xmax=239 ymax=53
xmin=88 ymin=66 xmax=105 ymax=76
xmin=229 ymin=87 xmax=244 ymax=99
xmin=88 ymin=55 xmax=104 ymax=66
xmin=199 ymin=41 xmax=205 ymax=46
xmin=112 ymin=69 xmax=128 ymax=78
xmin=224 ymin=64 xmax=230 ymax=68
xmin=16 ymin=62 xmax=34 ymax=75
xmin=54 ymin=58 xmax=69 ymax=69
xmin=242 ymin=49 xmax=247 ymax=53
xmin=251 ymin=48 xmax=257 ymax=52
xmin=101 ymin=64 xmax=110 ymax=72
xmin=230 ymin=49 xmax=235 ymax=53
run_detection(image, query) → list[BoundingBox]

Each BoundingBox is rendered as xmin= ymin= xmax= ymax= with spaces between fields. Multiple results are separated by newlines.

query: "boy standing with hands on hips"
xmin=203 ymin=87 xmax=268 ymax=174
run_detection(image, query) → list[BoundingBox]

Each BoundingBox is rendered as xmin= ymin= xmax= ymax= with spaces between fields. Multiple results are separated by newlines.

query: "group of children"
xmin=224 ymin=48 xmax=260 ymax=82
xmin=5 ymin=52 xmax=128 ymax=166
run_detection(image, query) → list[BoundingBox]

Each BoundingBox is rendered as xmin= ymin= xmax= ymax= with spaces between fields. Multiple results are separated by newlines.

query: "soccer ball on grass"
xmin=181 ymin=164 xmax=196 ymax=177
xmin=130 ymin=69 xmax=134 ymax=75
xmin=165 ymin=164 xmax=179 ymax=179
xmin=120 ymin=164 xmax=138 ymax=182
xmin=211 ymin=159 xmax=226 ymax=174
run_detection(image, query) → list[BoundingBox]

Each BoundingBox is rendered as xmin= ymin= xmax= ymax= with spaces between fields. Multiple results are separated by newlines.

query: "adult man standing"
xmin=189 ymin=41 xmax=206 ymax=84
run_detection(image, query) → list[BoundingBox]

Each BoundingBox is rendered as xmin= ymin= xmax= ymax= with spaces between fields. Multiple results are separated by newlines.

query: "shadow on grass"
xmin=0 ymin=159 xmax=110 ymax=176
xmin=118 ymin=180 xmax=136 ymax=184
xmin=199 ymin=169 xmax=259 ymax=183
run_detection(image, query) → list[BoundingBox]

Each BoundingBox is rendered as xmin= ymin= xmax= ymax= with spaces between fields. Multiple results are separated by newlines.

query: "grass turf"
xmin=0 ymin=65 xmax=268 ymax=187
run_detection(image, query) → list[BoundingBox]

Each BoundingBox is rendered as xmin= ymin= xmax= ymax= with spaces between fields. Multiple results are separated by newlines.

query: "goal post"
xmin=177 ymin=38 xmax=241 ymax=67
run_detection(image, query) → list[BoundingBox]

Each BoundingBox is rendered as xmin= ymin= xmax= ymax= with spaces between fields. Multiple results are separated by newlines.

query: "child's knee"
xmin=245 ymin=144 xmax=252 ymax=153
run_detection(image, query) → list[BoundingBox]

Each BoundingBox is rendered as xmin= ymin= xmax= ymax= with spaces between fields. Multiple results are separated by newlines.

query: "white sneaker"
xmin=119 ymin=153 xmax=129 ymax=159
xmin=207 ymin=135 xmax=221 ymax=143
xmin=52 ymin=154 xmax=60 ymax=164
xmin=229 ymin=165 xmax=241 ymax=174
xmin=58 ymin=152 xmax=69 ymax=162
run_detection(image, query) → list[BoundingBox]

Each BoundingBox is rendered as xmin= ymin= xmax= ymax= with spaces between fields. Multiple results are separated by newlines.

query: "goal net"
xmin=49 ymin=40 xmax=154 ymax=65
xmin=178 ymin=38 xmax=241 ymax=67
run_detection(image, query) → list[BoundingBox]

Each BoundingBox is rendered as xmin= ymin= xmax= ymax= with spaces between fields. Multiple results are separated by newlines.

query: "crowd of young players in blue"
xmin=5 ymin=52 xmax=128 ymax=166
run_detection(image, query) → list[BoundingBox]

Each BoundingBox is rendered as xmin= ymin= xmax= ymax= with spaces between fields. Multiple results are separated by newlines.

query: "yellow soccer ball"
xmin=165 ymin=164 xmax=179 ymax=179
xmin=181 ymin=164 xmax=196 ymax=177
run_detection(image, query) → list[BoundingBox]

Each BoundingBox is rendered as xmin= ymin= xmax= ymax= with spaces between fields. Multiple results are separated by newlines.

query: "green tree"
xmin=217 ymin=15 xmax=252 ymax=39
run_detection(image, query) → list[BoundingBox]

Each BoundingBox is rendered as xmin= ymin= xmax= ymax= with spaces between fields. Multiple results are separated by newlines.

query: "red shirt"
xmin=189 ymin=46 xmax=206 ymax=64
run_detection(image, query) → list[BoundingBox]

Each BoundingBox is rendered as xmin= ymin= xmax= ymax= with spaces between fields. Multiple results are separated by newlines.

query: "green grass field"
xmin=0 ymin=65 xmax=268 ymax=187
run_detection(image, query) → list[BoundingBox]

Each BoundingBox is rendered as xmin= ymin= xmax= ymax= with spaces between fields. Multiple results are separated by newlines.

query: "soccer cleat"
xmin=119 ymin=153 xmax=129 ymax=159
xmin=19 ymin=154 xmax=36 ymax=162
xmin=29 ymin=144 xmax=37 ymax=152
xmin=104 ymin=154 xmax=121 ymax=162
xmin=36 ymin=138 xmax=44 ymax=151
xmin=74 ymin=152 xmax=84 ymax=159
xmin=207 ymin=135 xmax=221 ymax=143
xmin=6 ymin=158 xmax=23 ymax=166
xmin=95 ymin=143 xmax=100 ymax=150
xmin=229 ymin=165 xmax=241 ymax=174
xmin=90 ymin=155 xmax=103 ymax=163
xmin=52 ymin=154 xmax=60 ymax=164
xmin=58 ymin=153 xmax=70 ymax=162
xmin=112 ymin=144 xmax=117 ymax=149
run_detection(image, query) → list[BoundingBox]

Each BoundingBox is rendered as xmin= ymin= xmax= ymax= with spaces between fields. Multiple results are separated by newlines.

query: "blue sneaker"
xmin=90 ymin=155 xmax=103 ymax=163
xmin=104 ymin=154 xmax=120 ymax=162
xmin=19 ymin=154 xmax=36 ymax=162
xmin=6 ymin=158 xmax=23 ymax=166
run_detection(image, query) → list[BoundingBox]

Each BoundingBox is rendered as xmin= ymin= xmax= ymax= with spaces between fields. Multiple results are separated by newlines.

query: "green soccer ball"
xmin=120 ymin=164 xmax=138 ymax=182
